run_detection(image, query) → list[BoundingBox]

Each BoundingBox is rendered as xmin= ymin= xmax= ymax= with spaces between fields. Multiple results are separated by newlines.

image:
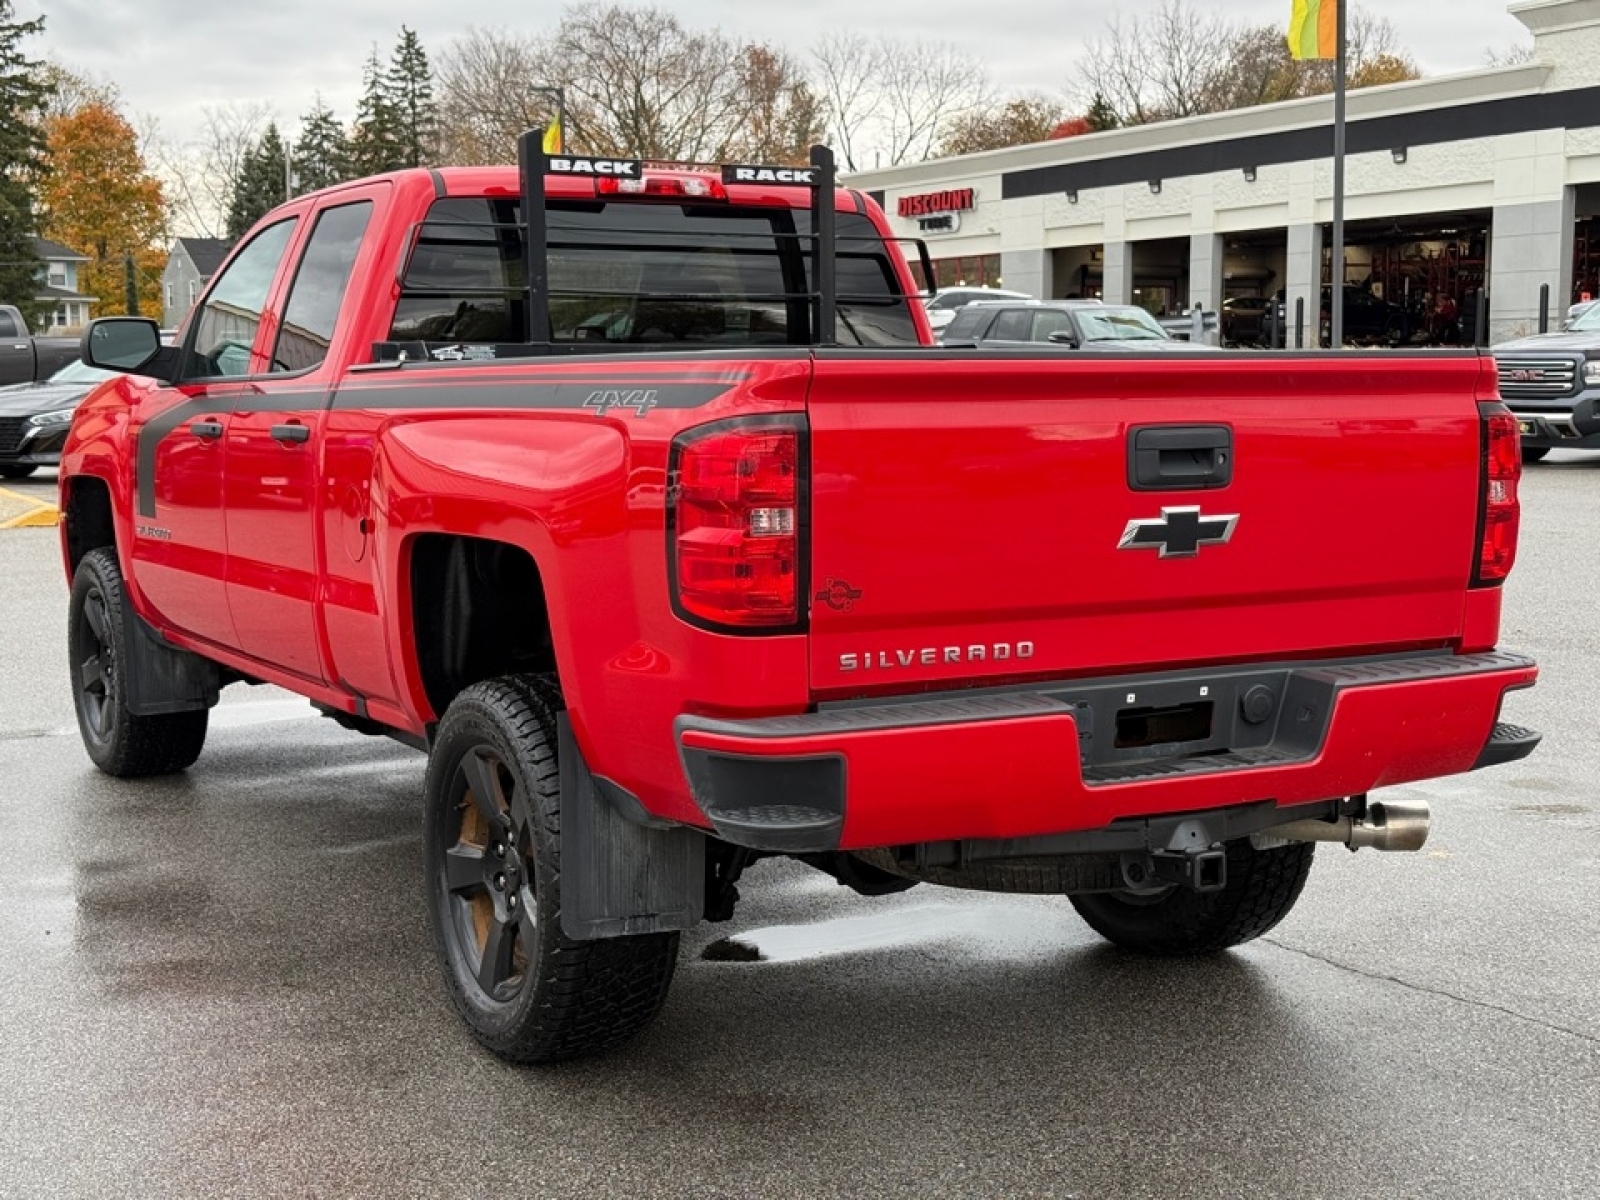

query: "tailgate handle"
xmin=1129 ymin=425 xmax=1232 ymax=491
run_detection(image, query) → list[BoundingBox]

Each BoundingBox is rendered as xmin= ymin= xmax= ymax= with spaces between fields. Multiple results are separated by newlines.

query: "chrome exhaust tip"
xmin=1260 ymin=798 xmax=1430 ymax=852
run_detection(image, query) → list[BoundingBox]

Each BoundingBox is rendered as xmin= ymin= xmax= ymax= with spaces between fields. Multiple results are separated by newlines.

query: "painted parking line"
xmin=0 ymin=484 xmax=59 ymax=529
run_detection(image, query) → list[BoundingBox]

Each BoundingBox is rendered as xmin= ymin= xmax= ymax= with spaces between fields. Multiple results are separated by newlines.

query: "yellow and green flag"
xmin=1288 ymin=0 xmax=1337 ymax=60
xmin=542 ymin=116 xmax=563 ymax=155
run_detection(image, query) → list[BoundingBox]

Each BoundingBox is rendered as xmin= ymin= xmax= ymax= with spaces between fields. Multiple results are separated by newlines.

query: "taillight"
xmin=598 ymin=173 xmax=727 ymax=201
xmin=670 ymin=417 xmax=806 ymax=630
xmin=1474 ymin=403 xmax=1521 ymax=585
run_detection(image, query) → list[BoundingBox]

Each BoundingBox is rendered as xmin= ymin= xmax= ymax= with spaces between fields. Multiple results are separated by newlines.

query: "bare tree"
xmin=813 ymin=33 xmax=989 ymax=170
xmin=151 ymin=101 xmax=271 ymax=240
xmin=878 ymin=38 xmax=990 ymax=166
xmin=1483 ymin=43 xmax=1536 ymax=68
xmin=1073 ymin=0 xmax=1240 ymax=125
xmin=811 ymin=33 xmax=879 ymax=172
xmin=1072 ymin=2 xmax=1421 ymax=126
xmin=435 ymin=26 xmax=552 ymax=165
xmin=546 ymin=3 xmax=759 ymax=161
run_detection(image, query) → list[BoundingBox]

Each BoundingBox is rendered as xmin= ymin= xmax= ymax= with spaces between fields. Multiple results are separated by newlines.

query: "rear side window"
xmin=990 ymin=310 xmax=1032 ymax=341
xmin=0 ymin=310 xmax=17 ymax=338
xmin=391 ymin=198 xmax=918 ymax=350
xmin=943 ymin=308 xmax=991 ymax=339
xmin=273 ymin=201 xmax=373 ymax=373
xmin=188 ymin=218 xmax=297 ymax=379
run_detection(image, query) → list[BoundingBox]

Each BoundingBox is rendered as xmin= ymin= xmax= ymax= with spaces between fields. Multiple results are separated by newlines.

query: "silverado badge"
xmin=1119 ymin=506 xmax=1238 ymax=558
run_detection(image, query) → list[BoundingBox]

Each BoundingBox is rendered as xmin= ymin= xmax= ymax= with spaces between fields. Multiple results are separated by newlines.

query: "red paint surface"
xmin=60 ymin=164 xmax=1532 ymax=841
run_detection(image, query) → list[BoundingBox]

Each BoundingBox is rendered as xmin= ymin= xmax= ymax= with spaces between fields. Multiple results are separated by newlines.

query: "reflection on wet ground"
xmin=0 ymin=666 xmax=1595 ymax=1195
xmin=702 ymin=903 xmax=1093 ymax=965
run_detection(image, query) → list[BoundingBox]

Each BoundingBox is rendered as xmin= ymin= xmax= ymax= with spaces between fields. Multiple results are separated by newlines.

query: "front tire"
xmin=0 ymin=463 xmax=37 ymax=479
xmin=1521 ymin=446 xmax=1550 ymax=463
xmin=1069 ymin=839 xmax=1314 ymax=956
xmin=68 ymin=547 xmax=208 ymax=777
xmin=424 ymin=676 xmax=679 ymax=1063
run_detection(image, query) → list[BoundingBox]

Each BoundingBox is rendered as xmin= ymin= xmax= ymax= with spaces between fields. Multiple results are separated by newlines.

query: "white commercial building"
xmin=846 ymin=0 xmax=1600 ymax=346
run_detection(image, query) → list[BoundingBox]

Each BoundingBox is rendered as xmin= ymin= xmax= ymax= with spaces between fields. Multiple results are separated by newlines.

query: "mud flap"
xmin=124 ymin=611 xmax=221 ymax=716
xmin=558 ymin=717 xmax=705 ymax=940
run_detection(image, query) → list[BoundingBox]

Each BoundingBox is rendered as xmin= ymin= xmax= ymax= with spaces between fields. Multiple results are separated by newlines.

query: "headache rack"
xmin=374 ymin=138 xmax=933 ymax=363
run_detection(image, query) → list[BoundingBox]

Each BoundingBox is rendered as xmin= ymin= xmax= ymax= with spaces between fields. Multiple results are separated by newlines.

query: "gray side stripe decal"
xmin=133 ymin=375 xmax=744 ymax=518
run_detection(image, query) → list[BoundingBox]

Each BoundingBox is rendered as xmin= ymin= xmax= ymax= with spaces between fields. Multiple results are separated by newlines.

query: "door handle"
xmin=1128 ymin=425 xmax=1233 ymax=491
xmin=190 ymin=420 xmax=224 ymax=441
xmin=270 ymin=423 xmax=311 ymax=445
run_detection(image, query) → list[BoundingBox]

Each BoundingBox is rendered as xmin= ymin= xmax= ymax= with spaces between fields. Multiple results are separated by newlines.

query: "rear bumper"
xmin=675 ymin=651 xmax=1539 ymax=853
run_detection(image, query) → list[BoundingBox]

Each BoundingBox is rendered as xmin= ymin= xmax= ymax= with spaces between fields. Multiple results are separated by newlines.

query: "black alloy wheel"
xmin=67 ymin=547 xmax=208 ymax=777
xmin=439 ymin=742 xmax=540 ymax=1004
xmin=424 ymin=676 xmax=679 ymax=1063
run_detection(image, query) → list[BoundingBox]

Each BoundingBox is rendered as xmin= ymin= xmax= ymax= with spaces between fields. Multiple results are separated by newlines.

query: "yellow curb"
xmin=0 ymin=484 xmax=41 ymax=505
xmin=0 ymin=483 xmax=57 ymax=528
xmin=0 ymin=504 xmax=60 ymax=529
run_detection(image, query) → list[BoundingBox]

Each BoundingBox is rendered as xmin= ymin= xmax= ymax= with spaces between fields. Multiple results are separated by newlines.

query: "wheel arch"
xmin=61 ymin=471 xmax=117 ymax=577
xmin=407 ymin=531 xmax=556 ymax=723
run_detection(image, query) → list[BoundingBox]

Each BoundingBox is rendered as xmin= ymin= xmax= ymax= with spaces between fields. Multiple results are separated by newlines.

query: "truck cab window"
xmin=273 ymin=201 xmax=374 ymax=373
xmin=187 ymin=218 xmax=297 ymax=380
xmin=390 ymin=197 xmax=918 ymax=351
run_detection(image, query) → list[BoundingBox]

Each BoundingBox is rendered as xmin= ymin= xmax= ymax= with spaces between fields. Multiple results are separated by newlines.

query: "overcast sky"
xmin=26 ymin=0 xmax=1534 ymax=149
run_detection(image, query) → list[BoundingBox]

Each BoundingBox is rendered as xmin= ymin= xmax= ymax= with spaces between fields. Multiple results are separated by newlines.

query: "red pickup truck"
xmin=60 ymin=141 xmax=1539 ymax=1063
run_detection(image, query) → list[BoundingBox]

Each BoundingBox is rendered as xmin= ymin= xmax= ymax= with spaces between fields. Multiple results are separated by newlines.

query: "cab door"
xmin=223 ymin=195 xmax=380 ymax=684
xmin=128 ymin=218 xmax=299 ymax=650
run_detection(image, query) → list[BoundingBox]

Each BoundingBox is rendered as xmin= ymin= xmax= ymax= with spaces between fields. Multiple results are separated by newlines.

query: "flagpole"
xmin=1330 ymin=0 xmax=1347 ymax=348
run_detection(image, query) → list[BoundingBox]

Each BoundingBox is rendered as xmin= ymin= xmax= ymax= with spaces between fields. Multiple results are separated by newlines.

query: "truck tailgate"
xmin=806 ymin=351 xmax=1492 ymax=692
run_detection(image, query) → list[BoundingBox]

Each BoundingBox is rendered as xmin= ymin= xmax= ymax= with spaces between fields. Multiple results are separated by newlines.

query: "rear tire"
xmin=1521 ymin=446 xmax=1550 ymax=463
xmin=424 ymin=675 xmax=679 ymax=1063
xmin=67 ymin=547 xmax=208 ymax=777
xmin=1069 ymin=839 xmax=1314 ymax=956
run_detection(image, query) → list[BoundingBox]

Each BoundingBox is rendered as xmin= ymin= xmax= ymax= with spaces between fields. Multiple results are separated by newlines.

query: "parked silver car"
xmin=922 ymin=286 xmax=1032 ymax=332
xmin=939 ymin=299 xmax=1219 ymax=350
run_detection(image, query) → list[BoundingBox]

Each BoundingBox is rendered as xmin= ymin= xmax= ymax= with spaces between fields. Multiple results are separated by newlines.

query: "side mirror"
xmin=1046 ymin=330 xmax=1079 ymax=347
xmin=81 ymin=317 xmax=164 ymax=374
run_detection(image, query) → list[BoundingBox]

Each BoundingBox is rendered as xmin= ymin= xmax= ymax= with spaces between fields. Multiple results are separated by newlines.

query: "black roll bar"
xmin=513 ymin=130 xmax=846 ymax=351
xmin=809 ymin=144 xmax=837 ymax=347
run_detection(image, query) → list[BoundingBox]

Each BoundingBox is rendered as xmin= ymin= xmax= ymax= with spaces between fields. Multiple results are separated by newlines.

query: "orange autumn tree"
xmin=40 ymin=100 xmax=167 ymax=321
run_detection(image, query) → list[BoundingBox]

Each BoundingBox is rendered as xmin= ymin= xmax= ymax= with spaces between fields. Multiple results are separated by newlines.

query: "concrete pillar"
xmin=1001 ymin=249 xmax=1054 ymax=300
xmin=1488 ymin=192 xmax=1575 ymax=343
xmin=1188 ymin=230 xmax=1225 ymax=311
xmin=1102 ymin=241 xmax=1134 ymax=305
xmin=1285 ymin=223 xmax=1324 ymax=349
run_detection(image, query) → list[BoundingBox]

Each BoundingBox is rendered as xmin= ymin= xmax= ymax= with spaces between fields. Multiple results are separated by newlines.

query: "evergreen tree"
xmin=388 ymin=26 xmax=437 ymax=168
xmin=348 ymin=47 xmax=405 ymax=176
xmin=224 ymin=122 xmax=288 ymax=240
xmin=294 ymin=95 xmax=350 ymax=192
xmin=1084 ymin=92 xmax=1120 ymax=132
xmin=0 ymin=2 xmax=54 ymax=329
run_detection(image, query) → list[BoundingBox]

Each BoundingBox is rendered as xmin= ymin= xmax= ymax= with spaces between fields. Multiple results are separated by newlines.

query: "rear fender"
xmin=372 ymin=415 xmax=630 ymax=732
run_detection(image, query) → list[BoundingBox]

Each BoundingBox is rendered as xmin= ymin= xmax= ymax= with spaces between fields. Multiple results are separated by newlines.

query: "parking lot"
xmin=1 ymin=462 xmax=1597 ymax=1199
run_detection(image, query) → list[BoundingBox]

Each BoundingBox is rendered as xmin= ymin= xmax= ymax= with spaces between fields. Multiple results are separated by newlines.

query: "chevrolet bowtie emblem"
xmin=1119 ymin=506 xmax=1238 ymax=558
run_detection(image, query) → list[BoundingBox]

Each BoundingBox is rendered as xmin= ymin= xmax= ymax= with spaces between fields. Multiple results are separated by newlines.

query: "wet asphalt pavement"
xmin=1 ymin=466 xmax=1597 ymax=1199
